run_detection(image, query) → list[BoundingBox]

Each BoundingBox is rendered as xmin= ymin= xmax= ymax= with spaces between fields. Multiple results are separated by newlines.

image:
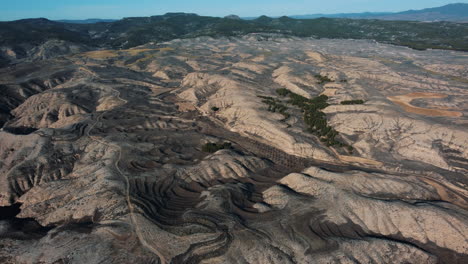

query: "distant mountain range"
xmin=290 ymin=3 xmax=468 ymax=22
xmin=56 ymin=19 xmax=117 ymax=24
xmin=48 ymin=3 xmax=468 ymax=24
xmin=1 ymin=8 xmax=468 ymax=67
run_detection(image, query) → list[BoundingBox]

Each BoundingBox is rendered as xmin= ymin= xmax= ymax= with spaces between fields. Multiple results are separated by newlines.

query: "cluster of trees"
xmin=314 ymin=74 xmax=333 ymax=84
xmin=202 ymin=142 xmax=232 ymax=153
xmin=275 ymin=88 xmax=353 ymax=152
xmin=340 ymin=99 xmax=365 ymax=105
xmin=258 ymin=95 xmax=290 ymax=119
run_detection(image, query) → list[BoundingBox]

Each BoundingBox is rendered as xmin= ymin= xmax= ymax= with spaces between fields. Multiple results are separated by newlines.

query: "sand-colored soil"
xmin=321 ymin=88 xmax=338 ymax=96
xmin=78 ymin=67 xmax=98 ymax=77
xmin=96 ymin=96 xmax=126 ymax=112
xmin=82 ymin=50 xmax=119 ymax=59
xmin=176 ymin=102 xmax=197 ymax=112
xmin=338 ymin=155 xmax=383 ymax=167
xmin=126 ymin=48 xmax=175 ymax=66
xmin=388 ymin=92 xmax=462 ymax=117
xmin=125 ymin=47 xmax=173 ymax=55
xmin=305 ymin=51 xmax=326 ymax=62
xmin=419 ymin=177 xmax=468 ymax=210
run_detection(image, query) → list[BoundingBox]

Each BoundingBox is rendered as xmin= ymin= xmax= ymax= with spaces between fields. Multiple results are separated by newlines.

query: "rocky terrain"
xmin=0 ymin=35 xmax=467 ymax=263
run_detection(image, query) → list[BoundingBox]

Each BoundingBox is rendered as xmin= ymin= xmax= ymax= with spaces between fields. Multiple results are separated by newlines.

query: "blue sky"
xmin=1 ymin=0 xmax=467 ymax=21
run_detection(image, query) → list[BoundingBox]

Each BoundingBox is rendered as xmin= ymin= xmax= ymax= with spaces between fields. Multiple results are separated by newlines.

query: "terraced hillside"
xmin=0 ymin=35 xmax=467 ymax=263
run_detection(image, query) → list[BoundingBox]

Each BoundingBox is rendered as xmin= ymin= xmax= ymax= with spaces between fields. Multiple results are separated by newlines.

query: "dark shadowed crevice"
xmin=2 ymin=126 xmax=38 ymax=135
xmin=0 ymin=203 xmax=22 ymax=220
xmin=0 ymin=203 xmax=54 ymax=240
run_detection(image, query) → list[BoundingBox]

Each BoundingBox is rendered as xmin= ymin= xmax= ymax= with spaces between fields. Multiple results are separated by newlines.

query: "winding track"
xmin=85 ymin=86 xmax=169 ymax=264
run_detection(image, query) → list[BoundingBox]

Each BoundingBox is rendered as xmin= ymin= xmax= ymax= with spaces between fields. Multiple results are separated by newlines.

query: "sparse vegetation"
xmin=314 ymin=74 xmax=333 ymax=84
xmin=276 ymin=88 xmax=290 ymax=97
xmin=276 ymin=88 xmax=352 ymax=151
xmin=202 ymin=142 xmax=232 ymax=153
xmin=211 ymin=106 xmax=220 ymax=111
xmin=340 ymin=99 xmax=365 ymax=105
xmin=259 ymin=95 xmax=290 ymax=119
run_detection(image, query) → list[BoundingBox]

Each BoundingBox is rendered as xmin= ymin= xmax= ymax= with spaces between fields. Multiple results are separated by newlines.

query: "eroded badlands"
xmin=1 ymin=35 xmax=467 ymax=263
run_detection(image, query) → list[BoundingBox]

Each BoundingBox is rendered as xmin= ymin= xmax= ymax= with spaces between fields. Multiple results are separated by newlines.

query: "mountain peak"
xmin=255 ymin=15 xmax=274 ymax=23
xmin=163 ymin=12 xmax=199 ymax=17
xmin=15 ymin=18 xmax=55 ymax=24
xmin=224 ymin=14 xmax=241 ymax=20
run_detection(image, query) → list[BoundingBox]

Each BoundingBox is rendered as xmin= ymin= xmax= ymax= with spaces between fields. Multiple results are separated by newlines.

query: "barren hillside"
xmin=0 ymin=35 xmax=467 ymax=263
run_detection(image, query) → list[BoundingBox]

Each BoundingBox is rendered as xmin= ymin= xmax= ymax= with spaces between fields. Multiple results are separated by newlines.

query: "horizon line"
xmin=1 ymin=2 xmax=465 ymax=22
